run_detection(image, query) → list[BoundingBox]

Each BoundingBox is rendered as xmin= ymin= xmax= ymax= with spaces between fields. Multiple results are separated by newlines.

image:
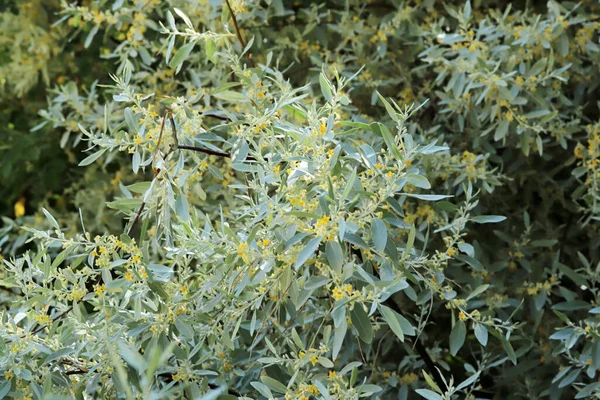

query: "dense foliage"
xmin=2 ymin=0 xmax=600 ymax=399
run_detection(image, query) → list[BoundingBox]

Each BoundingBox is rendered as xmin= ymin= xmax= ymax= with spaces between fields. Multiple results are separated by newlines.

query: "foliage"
xmin=2 ymin=1 xmax=600 ymax=399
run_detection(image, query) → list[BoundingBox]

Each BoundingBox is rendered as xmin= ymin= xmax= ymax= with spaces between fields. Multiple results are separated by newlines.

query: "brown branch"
xmin=224 ymin=0 xmax=255 ymax=67
xmin=178 ymin=145 xmax=232 ymax=158
xmin=127 ymin=202 xmax=146 ymax=237
xmin=30 ymin=305 xmax=74 ymax=336
xmin=0 ymin=285 xmax=23 ymax=296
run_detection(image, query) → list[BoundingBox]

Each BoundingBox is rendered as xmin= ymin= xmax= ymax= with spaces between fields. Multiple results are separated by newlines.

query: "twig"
xmin=127 ymin=202 xmax=146 ymax=237
xmin=30 ymin=305 xmax=74 ymax=336
xmin=0 ymin=285 xmax=23 ymax=296
xmin=178 ymin=145 xmax=232 ymax=158
xmin=224 ymin=0 xmax=255 ymax=67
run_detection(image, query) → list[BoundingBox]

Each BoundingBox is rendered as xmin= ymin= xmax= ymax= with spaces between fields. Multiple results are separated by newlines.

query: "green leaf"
xmin=474 ymin=323 xmax=488 ymax=346
xmin=260 ymin=376 xmax=288 ymax=393
xmin=449 ymin=320 xmax=466 ymax=356
xmin=406 ymin=174 xmax=431 ymax=189
xmin=455 ymin=254 xmax=484 ymax=271
xmin=350 ymin=304 xmax=373 ymax=344
xmin=169 ymin=41 xmax=195 ymax=69
xmin=502 ymin=336 xmax=518 ymax=365
xmin=205 ymin=39 xmax=217 ymax=63
xmin=319 ymin=72 xmax=333 ymax=102
xmin=371 ymin=218 xmax=387 ymax=252
xmin=456 ymin=371 xmax=481 ymax=391
xmin=42 ymin=207 xmax=60 ymax=230
xmin=295 ymin=236 xmax=322 ymax=270
xmin=416 ymin=389 xmax=443 ymax=400
xmin=79 ymin=148 xmax=107 ymax=166
xmin=325 ymin=241 xmax=343 ymax=275
xmin=213 ymin=90 xmax=247 ymax=102
xmin=379 ymin=305 xmax=404 ymax=342
xmin=404 ymin=224 xmax=416 ymax=258
xmin=471 ymin=215 xmax=506 ymax=224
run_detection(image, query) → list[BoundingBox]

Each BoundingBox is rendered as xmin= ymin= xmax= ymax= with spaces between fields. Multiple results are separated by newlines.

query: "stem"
xmin=223 ymin=0 xmax=255 ymax=67
xmin=127 ymin=202 xmax=146 ymax=237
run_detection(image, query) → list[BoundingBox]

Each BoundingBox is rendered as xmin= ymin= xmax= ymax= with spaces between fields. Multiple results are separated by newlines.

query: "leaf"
xmin=0 ymin=382 xmax=10 ymax=399
xmin=175 ymin=193 xmax=190 ymax=222
xmin=205 ymin=39 xmax=217 ymax=63
xmin=502 ymin=336 xmax=517 ymax=365
xmin=471 ymin=215 xmax=506 ymax=224
xmin=350 ymin=304 xmax=373 ymax=344
xmin=371 ymin=218 xmax=387 ymax=252
xmin=450 ymin=320 xmax=466 ymax=356
xmin=84 ymin=25 xmax=99 ymax=48
xmin=455 ymin=254 xmax=484 ymax=271
xmin=295 ymin=236 xmax=322 ymax=270
xmin=169 ymin=41 xmax=195 ymax=69
xmin=213 ymin=90 xmax=247 ymax=102
xmin=124 ymin=107 xmax=138 ymax=133
xmin=405 ymin=193 xmax=453 ymax=201
xmin=466 ymin=284 xmax=490 ymax=301
xmin=251 ymin=382 xmax=273 ymax=398
xmin=379 ymin=305 xmax=404 ymax=342
xmin=45 ymin=347 xmax=75 ymax=364
xmin=79 ymin=148 xmax=107 ymax=166
xmin=406 ymin=174 xmax=431 ymax=189
xmin=474 ymin=323 xmax=488 ymax=346
xmin=416 ymin=389 xmax=443 ymax=400
xmin=319 ymin=72 xmax=333 ymax=102
xmin=117 ymin=341 xmax=146 ymax=373
xmin=42 ymin=207 xmax=60 ymax=230
xmin=260 ymin=376 xmax=288 ymax=393
xmin=456 ymin=371 xmax=481 ymax=391
xmin=404 ymin=225 xmax=416 ymax=258
xmin=325 ymin=241 xmax=343 ymax=274
xmin=173 ymin=8 xmax=194 ymax=29
xmin=332 ymin=318 xmax=347 ymax=360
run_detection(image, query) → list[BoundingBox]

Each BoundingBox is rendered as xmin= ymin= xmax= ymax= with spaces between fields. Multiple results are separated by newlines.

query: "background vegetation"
xmin=1 ymin=0 xmax=600 ymax=399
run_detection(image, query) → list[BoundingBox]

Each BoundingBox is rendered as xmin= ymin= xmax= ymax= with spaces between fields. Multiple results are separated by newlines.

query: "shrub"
xmin=1 ymin=1 xmax=600 ymax=399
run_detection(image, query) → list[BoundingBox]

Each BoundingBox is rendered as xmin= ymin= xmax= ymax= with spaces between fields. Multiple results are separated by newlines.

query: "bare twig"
xmin=178 ymin=145 xmax=232 ymax=158
xmin=30 ymin=305 xmax=74 ymax=336
xmin=127 ymin=202 xmax=146 ymax=237
xmin=224 ymin=0 xmax=255 ymax=67
xmin=0 ymin=285 xmax=23 ymax=296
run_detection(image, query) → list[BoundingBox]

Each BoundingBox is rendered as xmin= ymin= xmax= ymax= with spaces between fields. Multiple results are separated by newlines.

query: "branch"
xmin=127 ymin=201 xmax=146 ymax=237
xmin=223 ymin=0 xmax=255 ymax=68
xmin=0 ymin=285 xmax=23 ymax=296
xmin=30 ymin=305 xmax=74 ymax=336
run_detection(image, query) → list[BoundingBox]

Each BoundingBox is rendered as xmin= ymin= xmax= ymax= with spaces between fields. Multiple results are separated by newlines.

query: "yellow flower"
xmin=458 ymin=311 xmax=467 ymax=321
xmin=124 ymin=271 xmax=133 ymax=282
xmin=94 ymin=284 xmax=105 ymax=296
xmin=331 ymin=287 xmax=344 ymax=301
xmin=309 ymin=355 xmax=319 ymax=366
xmin=329 ymin=371 xmax=337 ymax=379
xmin=14 ymin=197 xmax=25 ymax=218
xmin=4 ymin=371 xmax=13 ymax=379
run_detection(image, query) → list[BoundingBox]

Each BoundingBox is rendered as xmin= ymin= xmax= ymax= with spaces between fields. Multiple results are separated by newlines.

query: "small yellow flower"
xmin=94 ymin=284 xmax=105 ymax=296
xmin=14 ymin=197 xmax=25 ymax=218
xmin=329 ymin=371 xmax=337 ymax=379
xmin=5 ymin=371 xmax=14 ymax=379
xmin=319 ymin=123 xmax=327 ymax=135
xmin=331 ymin=287 xmax=344 ymax=301
xmin=458 ymin=311 xmax=467 ymax=321
xmin=309 ymin=355 xmax=319 ymax=366
xmin=124 ymin=271 xmax=133 ymax=282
